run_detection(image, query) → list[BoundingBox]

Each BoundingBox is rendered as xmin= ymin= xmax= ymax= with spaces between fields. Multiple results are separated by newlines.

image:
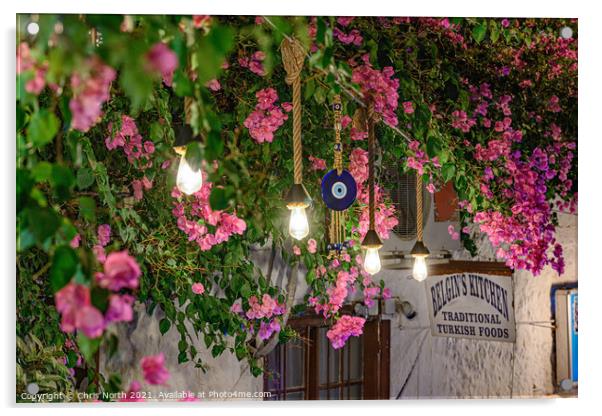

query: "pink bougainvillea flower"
xmin=337 ymin=17 xmax=355 ymax=27
xmin=55 ymin=283 xmax=105 ymax=338
xmin=97 ymin=250 xmax=141 ymax=291
xmin=97 ymin=224 xmax=111 ymax=247
xmin=307 ymin=238 xmax=317 ymax=254
xmin=327 ymin=315 xmax=365 ymax=349
xmin=403 ymin=101 xmax=415 ymax=114
xmin=105 ymin=294 xmax=135 ymax=324
xmin=308 ymin=155 xmax=327 ymax=171
xmin=140 ymin=353 xmax=170 ymax=385
xmin=70 ymin=234 xmax=81 ymax=248
xmin=146 ymin=43 xmax=178 ymax=87
xmin=192 ymin=15 xmax=211 ymax=29
xmin=206 ymin=79 xmax=221 ymax=91
xmin=293 ymin=245 xmax=301 ymax=256
xmin=69 ymin=57 xmax=116 ymax=132
xmin=239 ymin=50 xmax=266 ymax=76
xmin=243 ymin=88 xmax=289 ymax=143
xmin=230 ymin=300 xmax=243 ymax=314
xmin=192 ymin=282 xmax=205 ymax=295
xmin=93 ymin=244 xmax=106 ymax=264
xmin=382 ymin=287 xmax=392 ymax=300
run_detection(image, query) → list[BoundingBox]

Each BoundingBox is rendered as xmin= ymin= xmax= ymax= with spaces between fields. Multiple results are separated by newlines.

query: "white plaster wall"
xmin=385 ymin=211 xmax=577 ymax=399
xmin=101 ymin=194 xmax=577 ymax=400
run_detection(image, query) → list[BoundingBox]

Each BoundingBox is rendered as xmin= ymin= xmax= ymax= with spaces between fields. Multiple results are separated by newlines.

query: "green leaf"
xmin=211 ymin=344 xmax=226 ymax=358
xmin=31 ymin=162 xmax=53 ymax=182
xmin=441 ymin=163 xmax=456 ymax=183
xmin=209 ymin=187 xmax=229 ymax=211
xmin=28 ymin=109 xmax=60 ymax=147
xmin=489 ymin=21 xmax=500 ymax=43
xmin=77 ymin=333 xmax=101 ymax=363
xmin=173 ymin=69 xmax=194 ymax=97
xmin=78 ymin=196 xmax=96 ymax=221
xmin=26 ymin=207 xmax=61 ymax=243
xmin=91 ymin=287 xmax=110 ymax=313
xmin=472 ymin=22 xmax=487 ymax=44
xmin=51 ymin=165 xmax=75 ymax=201
xmin=49 ymin=245 xmax=79 ymax=292
xmin=426 ymin=136 xmax=442 ymax=158
xmin=159 ymin=318 xmax=171 ymax=335
xmin=76 ymin=167 xmax=95 ymax=190
xmin=195 ymin=25 xmax=235 ymax=84
xmin=204 ymin=131 xmax=224 ymax=162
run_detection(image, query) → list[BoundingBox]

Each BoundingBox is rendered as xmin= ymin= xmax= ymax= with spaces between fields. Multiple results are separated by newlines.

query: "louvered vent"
xmin=381 ymin=163 xmax=430 ymax=241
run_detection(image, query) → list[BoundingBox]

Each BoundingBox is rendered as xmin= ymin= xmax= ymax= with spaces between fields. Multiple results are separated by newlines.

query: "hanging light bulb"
xmin=288 ymin=206 xmax=309 ymax=240
xmin=411 ymin=241 xmax=430 ymax=282
xmin=173 ymin=123 xmax=203 ymax=195
xmin=412 ymin=256 xmax=428 ymax=282
xmin=176 ymin=152 xmax=203 ymax=195
xmin=364 ymin=247 xmax=382 ymax=275
xmin=361 ymin=229 xmax=382 ymax=275
xmin=286 ymin=183 xmax=311 ymax=240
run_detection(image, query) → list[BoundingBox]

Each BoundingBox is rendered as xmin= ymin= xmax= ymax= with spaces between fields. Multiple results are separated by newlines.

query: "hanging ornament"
xmin=281 ymin=37 xmax=311 ymax=240
xmin=322 ymin=96 xmax=356 ymax=257
xmin=173 ymin=96 xmax=203 ymax=195
xmin=361 ymin=102 xmax=383 ymax=275
xmin=411 ymin=172 xmax=430 ymax=281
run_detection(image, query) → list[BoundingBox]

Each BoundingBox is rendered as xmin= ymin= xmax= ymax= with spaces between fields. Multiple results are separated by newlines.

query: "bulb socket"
xmin=286 ymin=183 xmax=311 ymax=209
xmin=411 ymin=240 xmax=430 ymax=257
xmin=174 ymin=124 xmax=195 ymax=147
xmin=361 ymin=229 xmax=382 ymax=249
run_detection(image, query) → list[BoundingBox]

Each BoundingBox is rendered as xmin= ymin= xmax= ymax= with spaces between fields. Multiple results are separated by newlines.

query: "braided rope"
xmin=367 ymin=102 xmax=376 ymax=231
xmin=416 ymin=172 xmax=423 ymax=242
xmin=281 ymin=37 xmax=306 ymax=185
xmin=184 ymin=96 xmax=193 ymax=124
xmin=333 ymin=95 xmax=343 ymax=175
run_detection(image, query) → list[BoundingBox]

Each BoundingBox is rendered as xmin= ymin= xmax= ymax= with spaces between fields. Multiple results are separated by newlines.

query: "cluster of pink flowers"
xmin=146 ymin=42 xmax=178 ymax=87
xmin=140 ymin=353 xmax=170 ymax=385
xmin=105 ymin=115 xmax=156 ymax=200
xmin=351 ymin=54 xmax=400 ymax=127
xmin=547 ymin=95 xmax=562 ymax=113
xmin=55 ymin=250 xmax=140 ymax=338
xmin=16 ymin=42 xmax=48 ymax=95
xmin=457 ymin=86 xmax=576 ymax=275
xmin=238 ymin=51 xmax=266 ymax=76
xmin=171 ymin=180 xmax=247 ymax=251
xmin=92 ymin=223 xmax=111 ymax=263
xmin=416 ymin=18 xmax=467 ymax=48
xmin=96 ymin=250 xmax=141 ymax=291
xmin=405 ymin=140 xmax=441 ymax=176
xmin=243 ymin=88 xmax=291 ymax=143
xmin=333 ymin=27 xmax=363 ymax=46
xmin=348 ymin=147 xmax=399 ymax=240
xmin=340 ymin=115 xmax=368 ymax=141
xmin=326 ymin=315 xmax=366 ymax=349
xmin=244 ymin=294 xmax=286 ymax=340
xmin=308 ymin=155 xmax=327 ymax=171
xmin=451 ymin=110 xmax=477 ymax=133
xmin=69 ymin=57 xmax=116 ymax=132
